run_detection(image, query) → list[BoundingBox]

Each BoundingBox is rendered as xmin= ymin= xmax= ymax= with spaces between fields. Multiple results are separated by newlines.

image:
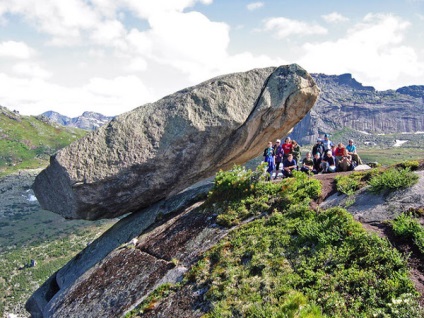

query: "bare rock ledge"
xmin=33 ymin=64 xmax=319 ymax=220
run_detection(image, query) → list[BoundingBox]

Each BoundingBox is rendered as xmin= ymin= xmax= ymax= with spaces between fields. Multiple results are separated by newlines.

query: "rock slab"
xmin=33 ymin=64 xmax=319 ymax=220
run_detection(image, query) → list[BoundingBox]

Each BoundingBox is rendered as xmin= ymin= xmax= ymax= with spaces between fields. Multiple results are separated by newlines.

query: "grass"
xmin=352 ymin=148 xmax=423 ymax=167
xmin=0 ymin=108 xmax=86 ymax=176
xmin=0 ymin=222 xmax=114 ymax=317
xmin=391 ymin=213 xmax=424 ymax=254
xmin=175 ymin=167 xmax=424 ymax=317
xmin=368 ymin=167 xmax=419 ymax=193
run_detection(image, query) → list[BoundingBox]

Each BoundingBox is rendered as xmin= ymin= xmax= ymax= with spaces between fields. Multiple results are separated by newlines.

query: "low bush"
xmin=368 ymin=167 xmax=419 ymax=193
xmin=207 ymin=165 xmax=321 ymax=227
xmin=188 ymin=207 xmax=422 ymax=317
xmin=391 ymin=213 xmax=424 ymax=254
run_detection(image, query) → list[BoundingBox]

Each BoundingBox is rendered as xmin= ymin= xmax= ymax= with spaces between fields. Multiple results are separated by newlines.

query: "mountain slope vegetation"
xmin=0 ymin=106 xmax=86 ymax=176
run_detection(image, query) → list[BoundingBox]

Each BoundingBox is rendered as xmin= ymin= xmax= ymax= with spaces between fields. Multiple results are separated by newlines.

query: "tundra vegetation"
xmin=127 ymin=163 xmax=424 ymax=318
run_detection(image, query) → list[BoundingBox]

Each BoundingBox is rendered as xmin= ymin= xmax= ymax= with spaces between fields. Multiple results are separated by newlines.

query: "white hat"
xmin=276 ymin=139 xmax=281 ymax=143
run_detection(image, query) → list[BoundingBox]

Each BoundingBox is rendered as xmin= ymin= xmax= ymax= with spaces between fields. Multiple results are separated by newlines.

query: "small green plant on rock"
xmin=207 ymin=165 xmax=321 ymax=227
xmin=368 ymin=167 xmax=418 ymax=193
xmin=391 ymin=212 xmax=424 ymax=254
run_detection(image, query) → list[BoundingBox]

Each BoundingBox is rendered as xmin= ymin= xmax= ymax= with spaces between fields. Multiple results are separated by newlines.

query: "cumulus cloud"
xmin=247 ymin=2 xmax=264 ymax=11
xmin=298 ymin=14 xmax=424 ymax=89
xmin=0 ymin=73 xmax=153 ymax=117
xmin=12 ymin=63 xmax=52 ymax=79
xmin=263 ymin=17 xmax=328 ymax=38
xmin=322 ymin=12 xmax=349 ymax=23
xmin=0 ymin=41 xmax=34 ymax=59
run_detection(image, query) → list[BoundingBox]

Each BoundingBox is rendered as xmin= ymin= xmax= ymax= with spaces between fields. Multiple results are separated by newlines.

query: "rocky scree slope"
xmin=32 ymin=64 xmax=319 ymax=220
xmin=290 ymin=73 xmax=424 ymax=145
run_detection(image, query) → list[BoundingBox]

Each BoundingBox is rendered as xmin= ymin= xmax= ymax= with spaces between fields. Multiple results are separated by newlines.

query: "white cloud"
xmin=12 ymin=62 xmax=52 ymax=79
xmin=247 ymin=2 xmax=264 ymax=11
xmin=263 ymin=17 xmax=328 ymax=38
xmin=0 ymin=41 xmax=34 ymax=59
xmin=298 ymin=14 xmax=424 ymax=89
xmin=144 ymin=11 xmax=230 ymax=82
xmin=322 ymin=12 xmax=349 ymax=23
xmin=0 ymin=73 xmax=153 ymax=117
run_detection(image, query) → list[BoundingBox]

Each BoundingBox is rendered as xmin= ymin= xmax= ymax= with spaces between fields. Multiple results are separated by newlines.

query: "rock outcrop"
xmin=26 ymin=169 xmax=424 ymax=318
xmin=33 ymin=64 xmax=319 ymax=220
xmin=26 ymin=181 xmax=218 ymax=318
xmin=290 ymin=74 xmax=424 ymax=145
xmin=320 ymin=170 xmax=424 ymax=223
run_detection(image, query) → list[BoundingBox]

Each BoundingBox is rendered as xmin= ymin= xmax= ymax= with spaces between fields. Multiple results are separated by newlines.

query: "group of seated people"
xmin=263 ymin=134 xmax=363 ymax=179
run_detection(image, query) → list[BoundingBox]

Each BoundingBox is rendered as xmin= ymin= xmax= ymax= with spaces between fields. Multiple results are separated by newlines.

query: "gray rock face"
xmin=290 ymin=73 xmax=424 ymax=145
xmin=26 ymin=181 xmax=219 ymax=318
xmin=33 ymin=64 xmax=319 ymax=220
xmin=320 ymin=170 xmax=424 ymax=223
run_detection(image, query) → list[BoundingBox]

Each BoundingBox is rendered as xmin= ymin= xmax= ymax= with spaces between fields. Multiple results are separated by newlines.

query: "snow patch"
xmin=358 ymin=130 xmax=370 ymax=135
xmin=393 ymin=139 xmax=408 ymax=147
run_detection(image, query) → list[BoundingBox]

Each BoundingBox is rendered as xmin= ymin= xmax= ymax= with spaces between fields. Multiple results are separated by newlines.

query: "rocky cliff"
xmin=290 ymin=74 xmax=424 ymax=145
xmin=32 ymin=64 xmax=319 ymax=220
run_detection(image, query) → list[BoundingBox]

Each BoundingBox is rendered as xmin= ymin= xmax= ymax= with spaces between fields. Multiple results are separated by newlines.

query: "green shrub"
xmin=368 ymin=168 xmax=419 ymax=193
xmin=391 ymin=213 xmax=424 ymax=254
xmin=395 ymin=160 xmax=420 ymax=171
xmin=335 ymin=174 xmax=361 ymax=196
xmin=207 ymin=165 xmax=321 ymax=227
xmin=186 ymin=206 xmax=422 ymax=317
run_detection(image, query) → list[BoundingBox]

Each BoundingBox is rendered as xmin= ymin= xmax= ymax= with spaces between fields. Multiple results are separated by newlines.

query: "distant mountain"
xmin=289 ymin=73 xmax=424 ymax=145
xmin=41 ymin=111 xmax=114 ymax=131
xmin=0 ymin=106 xmax=86 ymax=176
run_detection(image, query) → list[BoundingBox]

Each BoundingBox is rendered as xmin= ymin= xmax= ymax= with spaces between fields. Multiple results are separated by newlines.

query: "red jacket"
xmin=335 ymin=147 xmax=347 ymax=157
xmin=282 ymin=143 xmax=292 ymax=155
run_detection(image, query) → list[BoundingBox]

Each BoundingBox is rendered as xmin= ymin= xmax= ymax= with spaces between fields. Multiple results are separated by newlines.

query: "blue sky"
xmin=0 ymin=0 xmax=423 ymax=117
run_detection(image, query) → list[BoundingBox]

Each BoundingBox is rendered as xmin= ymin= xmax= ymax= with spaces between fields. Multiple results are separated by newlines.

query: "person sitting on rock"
xmin=322 ymin=134 xmax=334 ymax=152
xmin=283 ymin=153 xmax=297 ymax=178
xmin=312 ymin=152 xmax=322 ymax=174
xmin=300 ymin=152 xmax=314 ymax=174
xmin=263 ymin=141 xmax=275 ymax=180
xmin=312 ymin=138 xmax=324 ymax=157
xmin=291 ymin=140 xmax=301 ymax=165
xmin=334 ymin=143 xmax=349 ymax=164
xmin=321 ymin=150 xmax=337 ymax=173
xmin=273 ymin=139 xmax=284 ymax=179
xmin=346 ymin=139 xmax=363 ymax=165
xmin=338 ymin=155 xmax=354 ymax=172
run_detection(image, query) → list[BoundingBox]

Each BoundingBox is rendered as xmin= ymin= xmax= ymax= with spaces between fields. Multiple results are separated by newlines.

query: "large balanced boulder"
xmin=33 ymin=64 xmax=319 ymax=220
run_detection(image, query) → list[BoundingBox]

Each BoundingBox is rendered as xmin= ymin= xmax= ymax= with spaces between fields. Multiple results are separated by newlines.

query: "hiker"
xmin=273 ymin=139 xmax=284 ymax=179
xmin=334 ymin=142 xmax=349 ymax=166
xmin=346 ymin=139 xmax=363 ymax=165
xmin=322 ymin=134 xmax=334 ymax=152
xmin=263 ymin=141 xmax=275 ymax=180
xmin=321 ymin=150 xmax=337 ymax=173
xmin=300 ymin=152 xmax=314 ymax=174
xmin=312 ymin=138 xmax=324 ymax=157
xmin=338 ymin=155 xmax=354 ymax=171
xmin=281 ymin=137 xmax=293 ymax=161
xmin=291 ymin=140 xmax=301 ymax=166
xmin=283 ymin=153 xmax=297 ymax=178
xmin=312 ymin=152 xmax=322 ymax=174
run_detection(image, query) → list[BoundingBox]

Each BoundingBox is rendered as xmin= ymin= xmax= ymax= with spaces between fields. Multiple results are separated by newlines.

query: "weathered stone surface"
xmin=33 ymin=64 xmax=319 ymax=220
xmin=26 ymin=181 xmax=225 ymax=318
xmin=320 ymin=170 xmax=424 ymax=222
